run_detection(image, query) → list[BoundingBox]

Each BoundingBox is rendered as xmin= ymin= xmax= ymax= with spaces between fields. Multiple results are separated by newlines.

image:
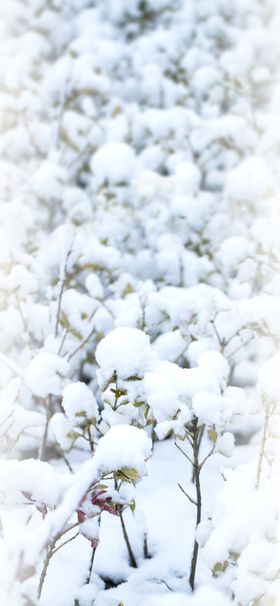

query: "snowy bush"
xmin=0 ymin=0 xmax=280 ymax=604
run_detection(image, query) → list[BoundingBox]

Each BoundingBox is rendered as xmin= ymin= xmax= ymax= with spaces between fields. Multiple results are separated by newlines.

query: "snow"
xmin=62 ymin=382 xmax=99 ymax=427
xmin=91 ymin=143 xmax=138 ymax=185
xmin=258 ymin=352 xmax=280 ymax=401
xmin=74 ymin=584 xmax=98 ymax=605
xmin=0 ymin=459 xmax=63 ymax=508
xmin=226 ymin=156 xmax=275 ymax=206
xmin=96 ymin=327 xmax=157 ymax=387
xmin=143 ymin=586 xmax=230 ymax=606
xmin=24 ymin=352 xmax=69 ymax=398
xmin=215 ymin=432 xmax=235 ymax=458
xmin=50 ymin=412 xmax=78 ymax=451
xmin=95 ymin=425 xmax=152 ymax=477
xmin=0 ymin=0 xmax=279 ymax=603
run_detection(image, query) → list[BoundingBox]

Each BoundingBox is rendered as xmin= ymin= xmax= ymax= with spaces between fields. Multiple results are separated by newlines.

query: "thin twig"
xmin=0 ymin=409 xmax=14 ymax=432
xmin=175 ymin=441 xmax=193 ymax=466
xmin=38 ymin=521 xmax=81 ymax=598
xmin=38 ymin=538 xmax=56 ymax=599
xmin=57 ymin=328 xmax=68 ymax=356
xmin=212 ymin=320 xmax=224 ymax=348
xmin=256 ymin=401 xmax=271 ymax=489
xmin=61 ymin=452 xmax=74 ymax=474
xmin=55 ymin=242 xmax=74 ymax=338
xmin=178 ymin=483 xmax=197 ymax=506
xmin=199 ymin=446 xmax=216 ymax=470
xmin=87 ymin=425 xmax=94 ymax=452
xmin=67 ymin=325 xmax=95 ymax=361
xmin=39 ymin=403 xmax=51 ymax=461
xmin=117 ymin=505 xmax=137 ymax=568
xmin=85 ymin=545 xmax=96 ymax=584
xmin=149 ymin=578 xmax=174 ymax=592
xmin=227 ymin=334 xmax=254 ymax=360
xmin=184 ymin=432 xmax=194 ymax=448
xmin=51 ymin=532 xmax=80 ymax=557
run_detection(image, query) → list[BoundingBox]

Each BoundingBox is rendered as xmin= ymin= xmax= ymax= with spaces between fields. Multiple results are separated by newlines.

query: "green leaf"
xmin=212 ymin=560 xmax=228 ymax=577
xmin=208 ymin=428 xmax=218 ymax=444
xmin=67 ymin=430 xmax=81 ymax=441
xmin=94 ymin=483 xmax=108 ymax=490
xmin=117 ymin=467 xmax=140 ymax=483
xmin=229 ymin=551 xmax=239 ymax=563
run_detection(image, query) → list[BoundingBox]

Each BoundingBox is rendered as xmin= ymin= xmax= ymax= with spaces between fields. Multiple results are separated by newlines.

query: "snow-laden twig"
xmin=55 ymin=239 xmax=75 ymax=338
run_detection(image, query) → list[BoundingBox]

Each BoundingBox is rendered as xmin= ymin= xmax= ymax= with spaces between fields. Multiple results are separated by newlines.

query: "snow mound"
xmin=91 ymin=142 xmax=138 ymax=185
xmin=95 ymin=424 xmax=152 ymax=477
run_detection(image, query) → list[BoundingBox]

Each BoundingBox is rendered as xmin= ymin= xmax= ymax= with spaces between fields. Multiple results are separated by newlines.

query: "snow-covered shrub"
xmin=0 ymin=0 xmax=280 ymax=604
xmin=96 ymin=327 xmax=157 ymax=431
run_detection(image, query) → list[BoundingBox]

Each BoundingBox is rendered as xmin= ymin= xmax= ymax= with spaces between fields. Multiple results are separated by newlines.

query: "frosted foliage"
xmin=226 ymin=157 xmax=275 ymax=205
xmin=96 ymin=327 xmax=157 ymax=386
xmin=95 ymin=424 xmax=152 ymax=476
xmin=91 ymin=143 xmax=138 ymax=185
xmin=62 ymin=382 xmax=98 ymax=426
xmin=145 ymin=350 xmax=230 ymax=426
xmin=24 ymin=352 xmax=69 ymax=397
xmin=258 ymin=352 xmax=280 ymax=401
xmin=50 ymin=412 xmax=76 ymax=451
xmin=0 ymin=0 xmax=279 ymax=604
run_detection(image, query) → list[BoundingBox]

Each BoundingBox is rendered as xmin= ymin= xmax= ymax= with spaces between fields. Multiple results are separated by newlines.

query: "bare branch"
xmin=51 ymin=531 xmax=80 ymax=557
xmin=149 ymin=578 xmax=174 ymax=592
xmin=57 ymin=328 xmax=68 ymax=356
xmin=178 ymin=483 xmax=197 ymax=506
xmin=55 ymin=240 xmax=75 ymax=338
xmin=175 ymin=441 xmax=194 ymax=466
xmin=67 ymin=325 xmax=96 ymax=362
xmin=199 ymin=446 xmax=216 ymax=470
xmin=227 ymin=334 xmax=254 ymax=360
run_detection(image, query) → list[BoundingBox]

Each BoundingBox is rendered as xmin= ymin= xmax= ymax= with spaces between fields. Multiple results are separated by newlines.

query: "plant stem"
xmin=38 ymin=538 xmax=56 ymax=600
xmin=114 ymin=478 xmax=137 ymax=568
xmin=191 ymin=424 xmax=204 ymax=483
xmin=189 ymin=417 xmax=202 ymax=591
xmin=118 ymin=507 xmax=137 ymax=568
xmin=38 ymin=522 xmax=80 ymax=599
xmin=39 ymin=407 xmax=50 ymax=462
xmin=85 ymin=539 xmax=98 ymax=584
xmin=55 ymin=242 xmax=74 ymax=338
xmin=256 ymin=400 xmax=271 ymax=489
xmin=87 ymin=425 xmax=94 ymax=452
xmin=143 ymin=532 xmax=150 ymax=559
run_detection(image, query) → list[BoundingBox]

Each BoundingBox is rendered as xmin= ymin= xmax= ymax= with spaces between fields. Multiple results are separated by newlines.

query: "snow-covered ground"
xmin=1 ymin=0 xmax=280 ymax=605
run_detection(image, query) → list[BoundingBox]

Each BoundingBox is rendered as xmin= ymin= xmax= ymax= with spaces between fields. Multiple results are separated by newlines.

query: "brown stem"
xmin=114 ymin=477 xmax=137 ymax=568
xmin=118 ymin=508 xmax=137 ymax=568
xmin=38 ymin=522 xmax=80 ymax=599
xmin=87 ymin=425 xmax=94 ymax=453
xmin=189 ymin=417 xmax=202 ymax=591
xmin=67 ymin=325 xmax=95 ymax=361
xmin=191 ymin=425 xmax=204 ymax=483
xmin=143 ymin=532 xmax=150 ymax=559
xmin=85 ymin=534 xmax=99 ymax=585
xmin=38 ymin=538 xmax=56 ymax=600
